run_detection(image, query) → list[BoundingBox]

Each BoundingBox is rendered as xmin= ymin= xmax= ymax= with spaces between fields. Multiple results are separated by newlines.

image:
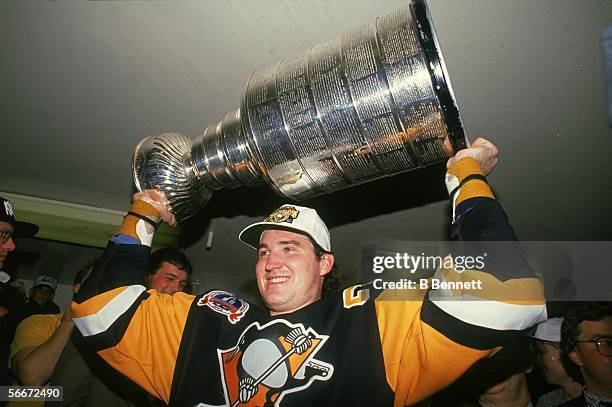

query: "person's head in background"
xmin=144 ymin=248 xmax=192 ymax=295
xmin=561 ymin=302 xmax=612 ymax=400
xmin=30 ymin=275 xmax=57 ymax=307
xmin=532 ymin=317 xmax=582 ymax=402
xmin=0 ymin=196 xmax=38 ymax=281
xmin=0 ymin=223 xmax=15 ymax=271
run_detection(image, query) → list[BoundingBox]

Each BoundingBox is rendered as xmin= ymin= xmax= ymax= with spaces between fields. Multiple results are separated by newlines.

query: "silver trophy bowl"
xmin=133 ymin=0 xmax=466 ymax=222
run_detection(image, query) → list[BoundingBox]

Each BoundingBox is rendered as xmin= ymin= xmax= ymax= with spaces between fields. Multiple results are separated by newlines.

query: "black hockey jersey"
xmin=72 ymin=159 xmax=546 ymax=406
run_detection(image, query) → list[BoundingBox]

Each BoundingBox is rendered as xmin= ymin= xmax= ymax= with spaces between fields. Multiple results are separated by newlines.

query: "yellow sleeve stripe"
xmin=118 ymin=200 xmax=160 ymax=243
xmin=72 ymin=285 xmax=146 ymax=337
xmin=446 ymin=157 xmax=494 ymax=206
xmin=437 ymin=266 xmax=546 ymax=304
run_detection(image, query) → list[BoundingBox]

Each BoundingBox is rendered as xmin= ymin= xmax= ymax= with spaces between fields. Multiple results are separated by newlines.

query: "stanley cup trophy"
xmin=132 ymin=0 xmax=467 ymax=222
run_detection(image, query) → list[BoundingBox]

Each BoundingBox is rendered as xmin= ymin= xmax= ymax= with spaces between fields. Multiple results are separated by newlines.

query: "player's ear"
xmin=319 ymin=253 xmax=334 ymax=277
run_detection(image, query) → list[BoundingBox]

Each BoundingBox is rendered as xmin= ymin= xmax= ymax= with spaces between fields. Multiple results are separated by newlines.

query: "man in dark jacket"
xmin=0 ymin=195 xmax=38 ymax=396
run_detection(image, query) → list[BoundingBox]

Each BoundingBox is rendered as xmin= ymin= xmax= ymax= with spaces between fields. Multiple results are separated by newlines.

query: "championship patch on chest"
xmin=197 ymin=290 xmax=249 ymax=324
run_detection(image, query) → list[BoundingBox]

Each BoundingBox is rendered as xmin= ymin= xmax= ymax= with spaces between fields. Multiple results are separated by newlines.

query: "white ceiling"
xmin=2 ymin=0 xmax=611 ymax=303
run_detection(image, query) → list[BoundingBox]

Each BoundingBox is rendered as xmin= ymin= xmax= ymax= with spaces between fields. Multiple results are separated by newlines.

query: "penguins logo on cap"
xmin=264 ymin=206 xmax=300 ymax=224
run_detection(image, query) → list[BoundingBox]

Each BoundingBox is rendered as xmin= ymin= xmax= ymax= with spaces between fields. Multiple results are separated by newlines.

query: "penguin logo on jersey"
xmin=216 ymin=319 xmax=334 ymax=406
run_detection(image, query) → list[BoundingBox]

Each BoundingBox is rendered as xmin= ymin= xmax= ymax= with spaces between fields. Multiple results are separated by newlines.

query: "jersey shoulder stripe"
xmin=420 ymin=294 xmax=544 ymax=349
xmin=73 ymin=285 xmax=149 ymax=351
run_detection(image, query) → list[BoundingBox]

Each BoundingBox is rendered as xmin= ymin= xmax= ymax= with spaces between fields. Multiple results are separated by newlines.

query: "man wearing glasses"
xmin=560 ymin=302 xmax=612 ymax=407
xmin=0 ymin=196 xmax=38 ymax=284
xmin=0 ymin=196 xmax=38 ymax=390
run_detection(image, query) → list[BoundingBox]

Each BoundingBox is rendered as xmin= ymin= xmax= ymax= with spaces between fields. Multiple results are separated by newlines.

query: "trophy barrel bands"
xmin=192 ymin=123 xmax=237 ymax=190
xmin=132 ymin=133 xmax=213 ymax=222
xmin=191 ymin=109 xmax=263 ymax=190
xmin=241 ymin=2 xmax=466 ymax=201
xmin=220 ymin=109 xmax=263 ymax=187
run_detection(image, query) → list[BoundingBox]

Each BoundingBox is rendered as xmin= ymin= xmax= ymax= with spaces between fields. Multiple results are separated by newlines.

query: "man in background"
xmin=49 ymin=249 xmax=192 ymax=405
xmin=11 ymin=248 xmax=192 ymax=406
xmin=143 ymin=247 xmax=192 ymax=295
xmin=12 ymin=275 xmax=60 ymax=326
xmin=0 ymin=196 xmax=39 ymax=283
xmin=532 ymin=317 xmax=582 ymax=406
xmin=10 ymin=262 xmax=94 ymax=387
xmin=0 ymin=195 xmax=38 ymax=397
xmin=560 ymin=302 xmax=612 ymax=406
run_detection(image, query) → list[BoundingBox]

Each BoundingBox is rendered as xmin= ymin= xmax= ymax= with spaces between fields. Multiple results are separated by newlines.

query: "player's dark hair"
xmin=310 ymin=238 xmax=343 ymax=296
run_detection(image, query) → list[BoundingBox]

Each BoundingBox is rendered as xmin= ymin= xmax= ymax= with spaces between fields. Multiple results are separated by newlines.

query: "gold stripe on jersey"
xmin=436 ymin=265 xmax=545 ymax=303
xmin=374 ymin=299 xmax=491 ymax=406
xmin=118 ymin=200 xmax=160 ymax=243
xmin=424 ymin=261 xmax=547 ymax=330
xmin=447 ymin=157 xmax=494 ymax=205
xmin=73 ymin=288 xmax=194 ymax=404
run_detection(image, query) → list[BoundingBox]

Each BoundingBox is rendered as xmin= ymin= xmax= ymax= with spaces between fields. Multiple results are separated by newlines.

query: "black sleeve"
xmin=451 ymin=197 xmax=519 ymax=242
xmin=74 ymin=242 xmax=150 ymax=304
xmin=451 ymin=197 xmax=534 ymax=282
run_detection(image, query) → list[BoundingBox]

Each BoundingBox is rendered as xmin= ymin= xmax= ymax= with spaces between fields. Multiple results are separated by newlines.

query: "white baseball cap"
xmin=239 ymin=204 xmax=331 ymax=252
xmin=531 ymin=317 xmax=563 ymax=342
xmin=33 ymin=275 xmax=58 ymax=292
